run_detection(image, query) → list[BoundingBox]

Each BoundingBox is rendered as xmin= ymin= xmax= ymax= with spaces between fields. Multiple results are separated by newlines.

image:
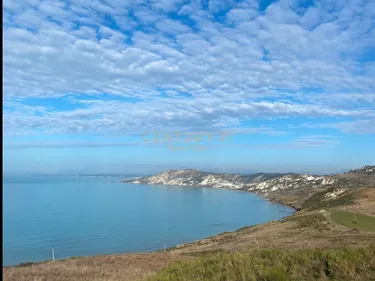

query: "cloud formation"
xmin=3 ymin=0 xmax=375 ymax=136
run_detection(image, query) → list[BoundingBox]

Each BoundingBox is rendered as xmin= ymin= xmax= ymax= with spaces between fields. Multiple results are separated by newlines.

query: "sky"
xmin=3 ymin=0 xmax=375 ymax=175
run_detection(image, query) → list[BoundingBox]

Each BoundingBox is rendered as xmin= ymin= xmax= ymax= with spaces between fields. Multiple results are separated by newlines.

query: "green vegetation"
xmin=148 ymin=246 xmax=375 ymax=281
xmin=301 ymin=188 xmax=354 ymax=211
xmin=286 ymin=212 xmax=328 ymax=229
xmin=182 ymin=249 xmax=228 ymax=257
xmin=331 ymin=211 xmax=375 ymax=232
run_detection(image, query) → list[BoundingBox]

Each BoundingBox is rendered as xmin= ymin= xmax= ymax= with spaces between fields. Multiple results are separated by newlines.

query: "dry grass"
xmin=342 ymin=188 xmax=375 ymax=216
xmin=168 ymin=188 xmax=375 ymax=255
xmin=3 ymin=253 xmax=188 ymax=281
xmin=150 ymin=246 xmax=375 ymax=281
xmin=169 ymin=213 xmax=375 ymax=256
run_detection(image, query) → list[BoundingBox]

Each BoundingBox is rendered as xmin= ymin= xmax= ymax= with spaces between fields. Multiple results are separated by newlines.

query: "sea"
xmin=3 ymin=175 xmax=294 ymax=266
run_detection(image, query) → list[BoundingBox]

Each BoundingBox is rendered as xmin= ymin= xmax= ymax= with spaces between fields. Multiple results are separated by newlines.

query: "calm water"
xmin=3 ymin=175 xmax=294 ymax=266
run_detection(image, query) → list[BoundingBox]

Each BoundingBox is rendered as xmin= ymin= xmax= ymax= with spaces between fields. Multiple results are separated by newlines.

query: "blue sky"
xmin=3 ymin=0 xmax=375 ymax=175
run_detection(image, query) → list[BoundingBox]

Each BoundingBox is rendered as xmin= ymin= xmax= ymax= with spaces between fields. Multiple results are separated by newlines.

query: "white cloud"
xmin=2 ymin=0 xmax=375 ymax=137
xmin=156 ymin=18 xmax=191 ymax=35
xmin=4 ymin=94 xmax=374 ymax=136
xmin=302 ymin=120 xmax=375 ymax=134
xmin=226 ymin=8 xmax=257 ymax=22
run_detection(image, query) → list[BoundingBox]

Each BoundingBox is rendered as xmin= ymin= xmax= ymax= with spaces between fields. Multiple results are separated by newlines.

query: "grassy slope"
xmin=167 ymin=188 xmax=375 ymax=255
xmin=149 ymin=188 xmax=375 ymax=281
xmin=3 ymin=253 xmax=189 ymax=281
xmin=149 ymin=246 xmax=375 ymax=281
xmin=331 ymin=210 xmax=375 ymax=232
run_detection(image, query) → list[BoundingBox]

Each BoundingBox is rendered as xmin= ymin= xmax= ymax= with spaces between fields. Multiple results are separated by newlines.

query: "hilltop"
xmin=347 ymin=165 xmax=375 ymax=175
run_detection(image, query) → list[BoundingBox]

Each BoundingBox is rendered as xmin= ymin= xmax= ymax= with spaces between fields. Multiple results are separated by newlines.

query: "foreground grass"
xmin=3 ymin=253 xmax=187 ymax=281
xmin=148 ymin=246 xmax=375 ymax=281
xmin=331 ymin=211 xmax=375 ymax=232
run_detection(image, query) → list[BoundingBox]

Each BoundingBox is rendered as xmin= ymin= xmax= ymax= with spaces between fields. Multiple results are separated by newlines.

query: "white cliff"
xmin=125 ymin=169 xmax=337 ymax=193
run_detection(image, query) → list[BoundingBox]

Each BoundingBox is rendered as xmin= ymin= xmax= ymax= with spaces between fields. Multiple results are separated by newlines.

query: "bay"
xmin=3 ymin=175 xmax=294 ymax=266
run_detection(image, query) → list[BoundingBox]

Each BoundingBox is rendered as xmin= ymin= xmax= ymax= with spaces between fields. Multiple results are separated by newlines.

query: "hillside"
xmin=125 ymin=166 xmax=375 ymax=209
xmin=124 ymin=169 xmax=332 ymax=191
xmin=347 ymin=165 xmax=375 ymax=174
xmin=4 ymin=166 xmax=375 ymax=281
xmin=149 ymin=247 xmax=375 ymax=281
xmin=166 ymin=188 xmax=375 ymax=254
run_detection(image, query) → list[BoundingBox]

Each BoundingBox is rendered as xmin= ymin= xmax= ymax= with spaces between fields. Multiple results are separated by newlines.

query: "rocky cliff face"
xmin=125 ymin=169 xmax=336 ymax=193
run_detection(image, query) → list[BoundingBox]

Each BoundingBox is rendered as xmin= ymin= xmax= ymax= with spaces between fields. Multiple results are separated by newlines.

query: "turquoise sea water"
xmin=3 ymin=175 xmax=294 ymax=266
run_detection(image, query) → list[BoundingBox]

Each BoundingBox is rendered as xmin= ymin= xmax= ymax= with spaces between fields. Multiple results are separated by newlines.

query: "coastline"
xmin=126 ymin=181 xmax=299 ymax=211
xmin=5 ymin=182 xmax=375 ymax=278
xmin=4 ymin=182 xmax=297 ymax=268
xmin=4 ymin=184 xmax=375 ymax=281
xmin=123 ymin=182 xmax=297 ymax=251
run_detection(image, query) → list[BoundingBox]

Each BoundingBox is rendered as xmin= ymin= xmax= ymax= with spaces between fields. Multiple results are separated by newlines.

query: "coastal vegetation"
xmin=301 ymin=187 xmax=355 ymax=211
xmin=331 ymin=210 xmax=375 ymax=232
xmin=148 ymin=246 xmax=375 ymax=281
xmin=2 ymin=253 xmax=188 ymax=281
xmin=286 ymin=212 xmax=328 ymax=229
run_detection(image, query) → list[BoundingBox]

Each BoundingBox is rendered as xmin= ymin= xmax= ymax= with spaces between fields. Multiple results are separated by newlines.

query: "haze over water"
xmin=3 ymin=175 xmax=293 ymax=266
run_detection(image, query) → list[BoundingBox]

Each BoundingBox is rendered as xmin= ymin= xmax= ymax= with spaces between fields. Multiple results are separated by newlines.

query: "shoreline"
xmin=124 ymin=182 xmax=298 ymax=251
xmin=126 ymin=181 xmax=299 ymax=211
xmin=4 ymin=182 xmax=297 ymax=268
